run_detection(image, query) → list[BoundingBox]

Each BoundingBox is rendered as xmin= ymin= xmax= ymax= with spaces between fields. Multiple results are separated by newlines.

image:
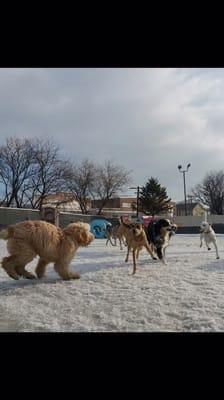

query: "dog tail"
xmin=0 ymin=227 xmax=13 ymax=240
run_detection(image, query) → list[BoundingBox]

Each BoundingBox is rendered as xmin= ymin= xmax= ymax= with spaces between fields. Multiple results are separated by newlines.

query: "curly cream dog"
xmin=0 ymin=220 xmax=94 ymax=281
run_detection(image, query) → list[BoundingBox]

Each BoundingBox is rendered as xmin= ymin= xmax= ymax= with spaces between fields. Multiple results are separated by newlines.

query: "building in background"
xmin=91 ymin=196 xmax=136 ymax=217
xmin=91 ymin=196 xmax=176 ymax=218
xmin=42 ymin=192 xmax=91 ymax=213
xmin=175 ymin=201 xmax=210 ymax=216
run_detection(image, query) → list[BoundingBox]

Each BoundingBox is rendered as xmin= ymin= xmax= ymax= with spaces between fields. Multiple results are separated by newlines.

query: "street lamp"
xmin=129 ymin=186 xmax=141 ymax=218
xmin=178 ymin=163 xmax=191 ymax=216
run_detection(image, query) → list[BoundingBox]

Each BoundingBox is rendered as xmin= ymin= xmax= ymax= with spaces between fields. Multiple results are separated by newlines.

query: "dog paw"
xmin=216 ymin=257 xmax=220 ymax=259
xmin=8 ymin=272 xmax=20 ymax=280
xmin=70 ymin=272 xmax=80 ymax=280
xmin=23 ymin=272 xmax=36 ymax=279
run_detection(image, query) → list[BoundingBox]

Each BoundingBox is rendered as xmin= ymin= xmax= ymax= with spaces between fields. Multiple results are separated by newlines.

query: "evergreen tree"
xmin=138 ymin=177 xmax=171 ymax=216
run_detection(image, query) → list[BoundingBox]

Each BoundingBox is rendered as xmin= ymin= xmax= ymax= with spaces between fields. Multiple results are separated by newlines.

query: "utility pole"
xmin=130 ymin=186 xmax=141 ymax=218
xmin=178 ymin=163 xmax=191 ymax=216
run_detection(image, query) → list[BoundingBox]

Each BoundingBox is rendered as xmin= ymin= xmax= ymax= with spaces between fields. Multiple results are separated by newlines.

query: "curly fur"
xmin=0 ymin=220 xmax=94 ymax=281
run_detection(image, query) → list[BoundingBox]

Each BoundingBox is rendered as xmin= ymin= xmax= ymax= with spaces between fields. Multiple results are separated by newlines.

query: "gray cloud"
xmin=0 ymin=68 xmax=224 ymax=201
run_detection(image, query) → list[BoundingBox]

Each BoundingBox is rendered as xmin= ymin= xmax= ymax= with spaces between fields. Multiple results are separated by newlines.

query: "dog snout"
xmin=88 ymin=233 xmax=95 ymax=244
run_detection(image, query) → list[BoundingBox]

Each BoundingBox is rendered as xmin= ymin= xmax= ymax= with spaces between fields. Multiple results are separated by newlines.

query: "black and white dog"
xmin=146 ymin=218 xmax=177 ymax=265
xmin=199 ymin=221 xmax=220 ymax=259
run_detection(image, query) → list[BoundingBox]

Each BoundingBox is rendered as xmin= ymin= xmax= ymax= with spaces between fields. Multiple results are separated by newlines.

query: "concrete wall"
xmin=0 ymin=207 xmax=93 ymax=229
xmin=1 ymin=207 xmax=224 ymax=233
xmin=170 ymin=215 xmax=224 ymax=227
xmin=0 ymin=207 xmax=40 ymax=227
xmin=58 ymin=212 xmax=91 ymax=228
xmin=169 ymin=215 xmax=224 ymax=233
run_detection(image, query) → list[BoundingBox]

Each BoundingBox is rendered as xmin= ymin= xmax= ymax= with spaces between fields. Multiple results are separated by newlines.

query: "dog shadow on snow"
xmin=0 ymin=251 xmax=158 ymax=294
xmin=0 ymin=274 xmax=62 ymax=295
xmin=0 ymin=257 xmax=120 ymax=294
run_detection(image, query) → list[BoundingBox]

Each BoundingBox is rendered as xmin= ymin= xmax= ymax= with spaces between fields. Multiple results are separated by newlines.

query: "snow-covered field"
xmin=1 ymin=234 xmax=224 ymax=332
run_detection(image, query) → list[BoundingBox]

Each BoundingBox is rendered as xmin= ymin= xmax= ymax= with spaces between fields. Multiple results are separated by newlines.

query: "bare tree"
xmin=191 ymin=170 xmax=224 ymax=214
xmin=0 ymin=138 xmax=132 ymax=215
xmin=0 ymin=137 xmax=35 ymax=207
xmin=0 ymin=137 xmax=70 ymax=209
xmin=91 ymin=160 xmax=132 ymax=215
xmin=63 ymin=159 xmax=96 ymax=214
xmin=24 ymin=138 xmax=69 ymax=209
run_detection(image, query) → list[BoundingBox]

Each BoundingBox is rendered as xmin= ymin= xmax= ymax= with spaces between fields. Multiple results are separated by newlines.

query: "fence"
xmin=0 ymin=207 xmax=96 ymax=229
xmin=1 ymin=207 xmax=224 ymax=233
xmin=0 ymin=207 xmax=40 ymax=227
xmin=170 ymin=215 xmax=224 ymax=233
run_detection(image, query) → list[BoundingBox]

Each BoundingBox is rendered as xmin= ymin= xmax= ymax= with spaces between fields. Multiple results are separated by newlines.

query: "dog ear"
xmin=73 ymin=228 xmax=90 ymax=246
xmin=64 ymin=224 xmax=93 ymax=246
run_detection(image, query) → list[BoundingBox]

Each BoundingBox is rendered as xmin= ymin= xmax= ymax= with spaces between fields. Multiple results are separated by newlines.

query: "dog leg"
xmin=157 ymin=247 xmax=167 ymax=265
xmin=125 ymin=246 xmax=131 ymax=263
xmin=205 ymin=240 xmax=211 ymax=251
xmin=136 ymin=247 xmax=141 ymax=260
xmin=145 ymin=243 xmax=157 ymax=260
xmin=109 ymin=236 xmax=116 ymax=246
xmin=15 ymin=265 xmax=36 ymax=279
xmin=1 ymin=256 xmax=20 ymax=280
xmin=200 ymin=233 xmax=203 ymax=248
xmin=106 ymin=235 xmax=113 ymax=246
xmin=132 ymin=249 xmax=137 ymax=275
xmin=213 ymin=242 xmax=220 ymax=259
xmin=54 ymin=262 xmax=80 ymax=280
xmin=35 ymin=258 xmax=50 ymax=278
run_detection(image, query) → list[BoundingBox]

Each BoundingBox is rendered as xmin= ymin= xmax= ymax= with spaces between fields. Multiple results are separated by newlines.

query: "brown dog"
xmin=115 ymin=218 xmax=133 ymax=250
xmin=121 ymin=218 xmax=157 ymax=274
xmin=106 ymin=223 xmax=127 ymax=249
xmin=0 ymin=220 xmax=94 ymax=281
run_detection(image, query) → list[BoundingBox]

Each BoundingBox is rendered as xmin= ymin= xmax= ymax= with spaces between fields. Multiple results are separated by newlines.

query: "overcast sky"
xmin=0 ymin=67 xmax=224 ymax=202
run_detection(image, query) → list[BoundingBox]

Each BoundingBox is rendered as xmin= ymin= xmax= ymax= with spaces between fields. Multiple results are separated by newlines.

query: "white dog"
xmin=199 ymin=221 xmax=220 ymax=259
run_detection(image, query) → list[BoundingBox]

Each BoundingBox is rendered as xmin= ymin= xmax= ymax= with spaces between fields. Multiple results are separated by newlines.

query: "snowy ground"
xmin=1 ymin=234 xmax=224 ymax=332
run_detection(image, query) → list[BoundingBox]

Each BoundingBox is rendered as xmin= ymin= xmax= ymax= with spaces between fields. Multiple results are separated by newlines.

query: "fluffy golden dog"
xmin=121 ymin=219 xmax=157 ymax=275
xmin=0 ymin=220 xmax=94 ymax=281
